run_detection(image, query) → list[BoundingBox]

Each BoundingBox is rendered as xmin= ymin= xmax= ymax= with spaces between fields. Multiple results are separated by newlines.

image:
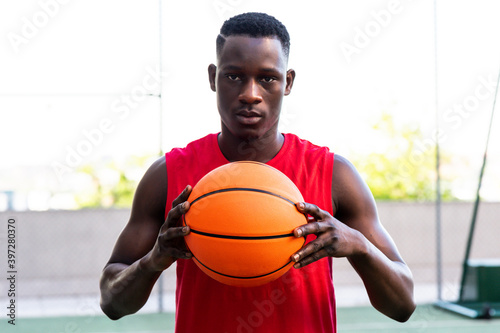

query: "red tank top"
xmin=165 ymin=133 xmax=336 ymax=332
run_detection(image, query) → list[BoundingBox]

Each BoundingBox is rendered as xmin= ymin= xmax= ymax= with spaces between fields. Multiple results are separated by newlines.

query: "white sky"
xmin=0 ymin=0 xmax=499 ymax=203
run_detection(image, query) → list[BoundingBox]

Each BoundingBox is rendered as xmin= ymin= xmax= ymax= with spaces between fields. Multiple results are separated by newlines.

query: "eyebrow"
xmin=222 ymin=65 xmax=282 ymax=74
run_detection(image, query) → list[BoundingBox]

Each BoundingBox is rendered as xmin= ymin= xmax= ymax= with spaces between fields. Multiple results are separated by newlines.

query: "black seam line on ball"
xmin=189 ymin=187 xmax=296 ymax=206
xmin=193 ymin=257 xmax=293 ymax=279
xmin=189 ymin=229 xmax=295 ymax=240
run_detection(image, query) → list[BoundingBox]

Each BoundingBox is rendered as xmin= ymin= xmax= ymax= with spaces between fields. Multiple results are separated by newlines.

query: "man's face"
xmin=209 ymin=36 xmax=295 ymax=141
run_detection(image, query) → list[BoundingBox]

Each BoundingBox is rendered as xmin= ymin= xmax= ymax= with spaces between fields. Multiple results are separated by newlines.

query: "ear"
xmin=284 ymin=69 xmax=296 ymax=96
xmin=208 ymin=64 xmax=217 ymax=92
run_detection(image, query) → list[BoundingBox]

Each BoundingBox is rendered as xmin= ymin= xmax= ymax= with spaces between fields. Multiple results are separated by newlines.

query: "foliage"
xmin=75 ymin=155 xmax=156 ymax=208
xmin=74 ymin=113 xmax=457 ymax=206
xmin=352 ymin=113 xmax=454 ymax=201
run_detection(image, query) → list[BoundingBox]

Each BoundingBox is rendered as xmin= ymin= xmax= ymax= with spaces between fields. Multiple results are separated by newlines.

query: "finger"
xmin=294 ymin=219 xmax=330 ymax=238
xmin=171 ymin=185 xmax=192 ymax=208
xmin=292 ymin=248 xmax=330 ymax=268
xmin=162 ymin=225 xmax=191 ymax=240
xmin=165 ymin=201 xmax=190 ymax=228
xmin=295 ymin=202 xmax=328 ymax=221
xmin=162 ymin=246 xmax=193 ymax=260
xmin=291 ymin=234 xmax=328 ymax=263
xmin=156 ymin=225 xmax=192 ymax=261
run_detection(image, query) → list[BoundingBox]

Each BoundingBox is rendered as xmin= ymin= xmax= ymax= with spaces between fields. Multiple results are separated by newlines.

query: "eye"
xmin=226 ymin=74 xmax=241 ymax=81
xmin=260 ymin=76 xmax=277 ymax=83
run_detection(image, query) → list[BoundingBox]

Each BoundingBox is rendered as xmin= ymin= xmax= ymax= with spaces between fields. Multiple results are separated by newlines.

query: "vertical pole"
xmin=458 ymin=156 xmax=485 ymax=302
xmin=157 ymin=0 xmax=164 ymax=313
xmin=433 ymin=0 xmax=443 ymax=302
xmin=458 ymin=58 xmax=500 ymax=302
xmin=158 ymin=0 xmax=164 ymax=159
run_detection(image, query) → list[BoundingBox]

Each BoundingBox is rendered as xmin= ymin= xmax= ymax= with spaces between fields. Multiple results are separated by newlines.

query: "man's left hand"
xmin=291 ymin=202 xmax=366 ymax=268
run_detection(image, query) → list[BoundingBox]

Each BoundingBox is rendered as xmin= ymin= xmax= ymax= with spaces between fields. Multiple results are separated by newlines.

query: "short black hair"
xmin=216 ymin=12 xmax=290 ymax=61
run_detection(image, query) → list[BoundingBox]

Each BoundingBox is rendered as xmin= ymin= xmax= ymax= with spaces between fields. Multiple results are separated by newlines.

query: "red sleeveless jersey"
xmin=165 ymin=133 xmax=336 ymax=333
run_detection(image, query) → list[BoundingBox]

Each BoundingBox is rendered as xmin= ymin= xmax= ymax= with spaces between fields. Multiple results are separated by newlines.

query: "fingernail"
xmin=297 ymin=202 xmax=304 ymax=209
xmin=295 ymin=229 xmax=302 ymax=237
xmin=292 ymin=254 xmax=299 ymax=262
xmin=182 ymin=226 xmax=189 ymax=233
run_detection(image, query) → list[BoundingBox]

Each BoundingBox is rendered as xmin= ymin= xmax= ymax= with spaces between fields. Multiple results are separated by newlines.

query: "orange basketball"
xmin=183 ymin=161 xmax=306 ymax=287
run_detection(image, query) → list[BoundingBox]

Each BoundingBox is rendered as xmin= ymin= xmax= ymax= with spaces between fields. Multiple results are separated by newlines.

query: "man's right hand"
xmin=144 ymin=185 xmax=193 ymax=272
xmin=100 ymin=157 xmax=192 ymax=319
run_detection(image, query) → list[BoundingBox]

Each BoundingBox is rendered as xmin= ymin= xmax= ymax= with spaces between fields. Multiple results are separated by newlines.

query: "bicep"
xmin=333 ymin=155 xmax=404 ymax=263
xmin=106 ymin=157 xmax=167 ymax=266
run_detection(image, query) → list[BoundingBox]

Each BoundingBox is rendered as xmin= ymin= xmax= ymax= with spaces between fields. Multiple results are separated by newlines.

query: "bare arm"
xmin=99 ymin=157 xmax=192 ymax=320
xmin=291 ymin=154 xmax=415 ymax=322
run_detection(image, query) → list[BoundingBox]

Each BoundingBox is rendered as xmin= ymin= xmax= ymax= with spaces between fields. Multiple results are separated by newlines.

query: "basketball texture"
xmin=183 ymin=161 xmax=307 ymax=287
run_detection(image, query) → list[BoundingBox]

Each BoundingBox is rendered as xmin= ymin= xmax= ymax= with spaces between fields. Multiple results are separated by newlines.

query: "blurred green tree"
xmin=74 ymin=114 xmax=456 ymax=206
xmin=352 ymin=113 xmax=454 ymax=201
xmin=75 ymin=155 xmax=155 ymax=208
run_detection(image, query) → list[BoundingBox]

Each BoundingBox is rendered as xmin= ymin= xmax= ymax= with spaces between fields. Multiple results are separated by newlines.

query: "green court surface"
xmin=3 ymin=304 xmax=500 ymax=333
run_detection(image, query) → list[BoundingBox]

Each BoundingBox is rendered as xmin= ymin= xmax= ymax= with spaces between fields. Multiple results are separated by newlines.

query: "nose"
xmin=239 ymin=79 xmax=263 ymax=105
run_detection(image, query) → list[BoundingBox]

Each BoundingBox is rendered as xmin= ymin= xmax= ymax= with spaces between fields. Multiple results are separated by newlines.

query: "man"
xmin=100 ymin=12 xmax=416 ymax=332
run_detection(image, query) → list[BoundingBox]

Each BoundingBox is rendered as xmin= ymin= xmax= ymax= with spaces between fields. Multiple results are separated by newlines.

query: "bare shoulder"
xmin=332 ymin=154 xmax=371 ymax=205
xmin=131 ymin=155 xmax=168 ymax=223
xmin=332 ymin=154 xmax=359 ymax=180
xmin=332 ymin=154 xmax=377 ymax=228
xmin=105 ymin=155 xmax=167 ymax=265
xmin=332 ymin=155 xmax=406 ymax=264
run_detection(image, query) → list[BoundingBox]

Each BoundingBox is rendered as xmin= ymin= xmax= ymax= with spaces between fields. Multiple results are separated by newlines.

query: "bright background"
xmin=1 ymin=0 xmax=499 ymax=210
xmin=1 ymin=1 xmax=500 ymax=324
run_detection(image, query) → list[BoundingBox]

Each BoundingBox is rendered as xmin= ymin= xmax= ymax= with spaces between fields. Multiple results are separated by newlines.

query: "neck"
xmin=217 ymin=129 xmax=284 ymax=163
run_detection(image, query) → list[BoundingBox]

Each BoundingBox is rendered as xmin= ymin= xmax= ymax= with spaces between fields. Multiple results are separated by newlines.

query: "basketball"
xmin=183 ymin=161 xmax=307 ymax=287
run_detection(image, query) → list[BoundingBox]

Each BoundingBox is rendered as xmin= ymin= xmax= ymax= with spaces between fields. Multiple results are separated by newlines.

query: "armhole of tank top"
xmin=164 ymin=153 xmax=172 ymax=221
xmin=329 ymin=152 xmax=335 ymax=216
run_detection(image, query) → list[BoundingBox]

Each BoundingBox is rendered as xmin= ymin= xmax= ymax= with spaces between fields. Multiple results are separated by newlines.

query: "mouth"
xmin=235 ymin=110 xmax=263 ymax=125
